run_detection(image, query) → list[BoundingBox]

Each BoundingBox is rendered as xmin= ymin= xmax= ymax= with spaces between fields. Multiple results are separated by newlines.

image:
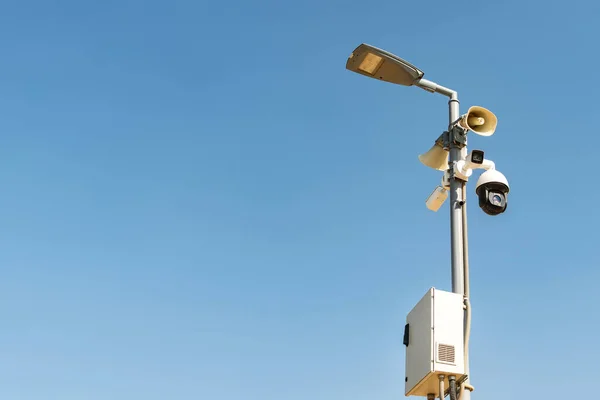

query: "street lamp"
xmin=345 ymin=43 xmax=510 ymax=400
xmin=346 ymin=43 xmax=456 ymax=98
xmin=345 ymin=43 xmax=424 ymax=86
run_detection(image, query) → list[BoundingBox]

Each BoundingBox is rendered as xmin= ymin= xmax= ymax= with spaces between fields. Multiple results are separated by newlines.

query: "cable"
xmin=462 ymin=183 xmax=471 ymax=374
xmin=462 ymin=182 xmax=470 ymax=300
xmin=461 ymin=298 xmax=474 ymax=398
xmin=439 ymin=375 xmax=445 ymax=400
xmin=463 ymin=298 xmax=472 ymax=372
xmin=449 ymin=376 xmax=458 ymax=400
xmin=459 ymin=182 xmax=475 ymax=399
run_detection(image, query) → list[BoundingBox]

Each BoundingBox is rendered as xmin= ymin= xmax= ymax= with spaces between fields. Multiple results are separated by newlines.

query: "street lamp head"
xmin=345 ymin=43 xmax=424 ymax=86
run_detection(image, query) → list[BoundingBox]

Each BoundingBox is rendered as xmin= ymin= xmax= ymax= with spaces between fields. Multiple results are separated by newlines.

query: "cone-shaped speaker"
xmin=418 ymin=142 xmax=449 ymax=171
xmin=458 ymin=106 xmax=497 ymax=136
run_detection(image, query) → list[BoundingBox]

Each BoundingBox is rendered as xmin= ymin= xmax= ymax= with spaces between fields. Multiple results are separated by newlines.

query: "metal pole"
xmin=417 ymin=79 xmax=472 ymax=399
xmin=447 ymin=93 xmax=471 ymax=400
xmin=448 ymin=93 xmax=464 ymax=295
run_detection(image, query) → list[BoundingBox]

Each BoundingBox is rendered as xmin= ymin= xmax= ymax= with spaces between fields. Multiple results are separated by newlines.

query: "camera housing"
xmin=454 ymin=149 xmax=491 ymax=181
xmin=470 ymin=149 xmax=485 ymax=165
xmin=475 ymin=169 xmax=510 ymax=216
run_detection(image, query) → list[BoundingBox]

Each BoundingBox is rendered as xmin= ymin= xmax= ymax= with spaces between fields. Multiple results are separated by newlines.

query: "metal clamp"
xmin=449 ymin=125 xmax=468 ymax=148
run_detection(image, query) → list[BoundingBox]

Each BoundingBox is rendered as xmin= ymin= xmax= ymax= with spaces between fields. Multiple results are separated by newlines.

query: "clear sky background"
xmin=0 ymin=0 xmax=598 ymax=399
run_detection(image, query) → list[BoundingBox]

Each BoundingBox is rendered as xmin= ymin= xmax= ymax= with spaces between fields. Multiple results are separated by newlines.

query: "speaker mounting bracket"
xmin=441 ymin=131 xmax=450 ymax=149
xmin=449 ymin=125 xmax=468 ymax=148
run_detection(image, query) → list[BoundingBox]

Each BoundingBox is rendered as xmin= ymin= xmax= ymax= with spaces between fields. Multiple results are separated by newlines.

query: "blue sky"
xmin=0 ymin=0 xmax=598 ymax=399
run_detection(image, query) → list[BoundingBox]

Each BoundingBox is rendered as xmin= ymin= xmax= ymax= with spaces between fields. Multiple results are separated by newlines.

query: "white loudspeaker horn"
xmin=419 ymin=142 xmax=449 ymax=171
xmin=458 ymin=106 xmax=497 ymax=136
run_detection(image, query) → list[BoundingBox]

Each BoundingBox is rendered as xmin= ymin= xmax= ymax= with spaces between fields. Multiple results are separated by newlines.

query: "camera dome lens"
xmin=477 ymin=183 xmax=508 ymax=216
xmin=491 ymin=193 xmax=503 ymax=206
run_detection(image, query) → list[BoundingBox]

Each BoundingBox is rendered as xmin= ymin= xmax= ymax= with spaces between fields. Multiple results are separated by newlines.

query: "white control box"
xmin=403 ymin=287 xmax=465 ymax=397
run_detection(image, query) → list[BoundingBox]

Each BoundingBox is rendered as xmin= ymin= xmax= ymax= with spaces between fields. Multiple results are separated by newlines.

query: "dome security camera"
xmin=475 ymin=169 xmax=510 ymax=216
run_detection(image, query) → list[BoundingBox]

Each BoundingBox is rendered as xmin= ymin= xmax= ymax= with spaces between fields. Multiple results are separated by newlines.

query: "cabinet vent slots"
xmin=437 ymin=344 xmax=455 ymax=364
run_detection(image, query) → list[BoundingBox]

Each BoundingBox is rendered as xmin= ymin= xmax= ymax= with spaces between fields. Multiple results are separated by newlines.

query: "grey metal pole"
xmin=447 ymin=93 xmax=471 ymax=400
xmin=447 ymin=94 xmax=464 ymax=295
xmin=417 ymin=79 xmax=472 ymax=400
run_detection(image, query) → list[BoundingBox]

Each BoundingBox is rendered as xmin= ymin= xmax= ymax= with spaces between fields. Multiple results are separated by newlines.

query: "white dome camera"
xmin=475 ymin=169 xmax=510 ymax=216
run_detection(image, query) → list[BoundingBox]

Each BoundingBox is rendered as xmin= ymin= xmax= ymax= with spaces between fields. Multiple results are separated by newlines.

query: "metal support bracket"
xmin=441 ymin=375 xmax=469 ymax=398
xmin=441 ymin=131 xmax=450 ymax=149
xmin=449 ymin=125 xmax=468 ymax=148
